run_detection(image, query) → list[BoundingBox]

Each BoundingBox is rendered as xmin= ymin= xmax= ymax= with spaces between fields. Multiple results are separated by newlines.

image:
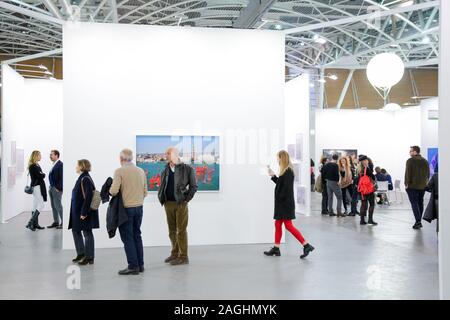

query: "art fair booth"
xmin=2 ymin=22 xmax=311 ymax=249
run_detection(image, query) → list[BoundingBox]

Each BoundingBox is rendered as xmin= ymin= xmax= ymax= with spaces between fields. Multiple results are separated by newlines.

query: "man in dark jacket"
xmin=158 ymin=147 xmax=198 ymax=266
xmin=48 ymin=150 xmax=64 ymax=229
xmin=321 ymin=154 xmax=344 ymax=217
xmin=404 ymin=146 xmax=430 ymax=229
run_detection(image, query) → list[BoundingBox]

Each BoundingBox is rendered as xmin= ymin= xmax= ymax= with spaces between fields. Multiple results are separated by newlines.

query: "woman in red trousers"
xmin=264 ymin=150 xmax=315 ymax=259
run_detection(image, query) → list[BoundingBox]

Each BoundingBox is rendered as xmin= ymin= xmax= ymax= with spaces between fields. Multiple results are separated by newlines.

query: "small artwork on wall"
xmin=11 ymin=141 xmax=17 ymax=165
xmin=136 ymin=135 xmax=220 ymax=192
xmin=295 ymin=133 xmax=303 ymax=161
xmin=427 ymin=148 xmax=438 ymax=175
xmin=323 ymin=149 xmax=358 ymax=160
xmin=16 ymin=149 xmax=24 ymax=174
xmin=293 ymin=163 xmax=300 ymax=182
xmin=296 ymin=185 xmax=306 ymax=205
xmin=8 ymin=166 xmax=16 ymax=187
xmin=287 ymin=144 xmax=296 ymax=160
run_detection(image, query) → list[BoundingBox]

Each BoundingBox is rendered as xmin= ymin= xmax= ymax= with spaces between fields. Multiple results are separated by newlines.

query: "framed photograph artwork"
xmin=136 ymin=135 xmax=220 ymax=192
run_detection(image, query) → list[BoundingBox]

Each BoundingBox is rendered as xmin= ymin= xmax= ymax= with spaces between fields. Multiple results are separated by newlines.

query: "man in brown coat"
xmin=404 ymin=146 xmax=430 ymax=229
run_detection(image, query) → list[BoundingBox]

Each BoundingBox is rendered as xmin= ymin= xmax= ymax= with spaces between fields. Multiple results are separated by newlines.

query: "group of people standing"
xmin=318 ymin=153 xmax=378 ymax=225
xmin=317 ymin=145 xmax=436 ymax=230
xmin=25 ymin=150 xmax=63 ymax=231
xmin=24 ymin=147 xmax=315 ymax=275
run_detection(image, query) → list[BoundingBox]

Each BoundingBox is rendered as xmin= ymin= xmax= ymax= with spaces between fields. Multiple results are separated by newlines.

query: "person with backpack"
xmin=357 ymin=155 xmax=377 ymax=226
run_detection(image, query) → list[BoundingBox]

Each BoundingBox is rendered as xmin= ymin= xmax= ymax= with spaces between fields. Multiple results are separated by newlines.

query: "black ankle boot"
xmin=300 ymin=243 xmax=315 ymax=259
xmin=33 ymin=210 xmax=44 ymax=230
xmin=368 ymin=213 xmax=378 ymax=225
xmin=264 ymin=246 xmax=281 ymax=256
xmin=72 ymin=255 xmax=85 ymax=263
xmin=360 ymin=216 xmax=367 ymax=225
xmin=26 ymin=212 xmax=37 ymax=231
xmin=78 ymin=257 xmax=94 ymax=265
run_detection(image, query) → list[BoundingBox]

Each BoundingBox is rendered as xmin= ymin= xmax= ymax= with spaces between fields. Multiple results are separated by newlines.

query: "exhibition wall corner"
xmin=1 ymin=64 xmax=63 ymax=223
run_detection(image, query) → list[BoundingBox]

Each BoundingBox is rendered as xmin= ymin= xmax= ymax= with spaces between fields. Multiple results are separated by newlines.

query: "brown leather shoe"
xmin=170 ymin=256 xmax=189 ymax=266
xmin=164 ymin=255 xmax=178 ymax=263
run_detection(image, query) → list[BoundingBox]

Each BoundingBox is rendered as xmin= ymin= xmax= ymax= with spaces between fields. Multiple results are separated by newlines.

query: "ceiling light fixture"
xmin=398 ymin=0 xmax=414 ymax=8
xmin=313 ymin=34 xmax=327 ymax=44
xmin=421 ymin=36 xmax=431 ymax=44
xmin=328 ymin=74 xmax=338 ymax=81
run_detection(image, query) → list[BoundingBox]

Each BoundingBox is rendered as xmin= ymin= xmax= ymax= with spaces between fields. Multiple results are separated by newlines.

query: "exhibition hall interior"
xmin=0 ymin=0 xmax=449 ymax=301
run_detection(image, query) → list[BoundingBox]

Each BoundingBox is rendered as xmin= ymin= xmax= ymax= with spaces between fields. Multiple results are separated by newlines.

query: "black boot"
xmin=368 ymin=212 xmax=378 ymax=225
xmin=264 ymin=246 xmax=281 ymax=256
xmin=72 ymin=255 xmax=85 ymax=263
xmin=360 ymin=215 xmax=367 ymax=225
xmin=33 ymin=210 xmax=44 ymax=230
xmin=300 ymin=243 xmax=315 ymax=259
xmin=26 ymin=212 xmax=37 ymax=231
xmin=78 ymin=257 xmax=94 ymax=265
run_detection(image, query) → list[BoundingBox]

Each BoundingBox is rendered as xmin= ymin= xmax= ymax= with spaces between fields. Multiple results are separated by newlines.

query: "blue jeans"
xmin=119 ymin=206 xmax=144 ymax=269
xmin=72 ymin=230 xmax=95 ymax=259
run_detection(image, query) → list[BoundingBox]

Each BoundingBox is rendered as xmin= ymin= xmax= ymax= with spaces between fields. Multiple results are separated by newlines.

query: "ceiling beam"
xmin=0 ymin=2 xmax=64 ymax=25
xmin=1 ymin=48 xmax=63 ymax=64
xmin=232 ymin=0 xmax=276 ymax=29
xmin=42 ymin=0 xmax=64 ymax=20
xmin=284 ymin=1 xmax=439 ymax=35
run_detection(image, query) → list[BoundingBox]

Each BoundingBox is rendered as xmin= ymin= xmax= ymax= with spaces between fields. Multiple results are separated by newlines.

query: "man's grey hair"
xmin=120 ymin=148 xmax=133 ymax=162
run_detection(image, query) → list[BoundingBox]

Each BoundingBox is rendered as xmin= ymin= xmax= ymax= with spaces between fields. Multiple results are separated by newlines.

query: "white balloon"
xmin=367 ymin=53 xmax=405 ymax=89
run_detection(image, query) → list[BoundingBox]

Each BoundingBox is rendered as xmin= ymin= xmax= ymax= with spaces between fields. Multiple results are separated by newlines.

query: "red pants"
xmin=275 ymin=219 xmax=306 ymax=246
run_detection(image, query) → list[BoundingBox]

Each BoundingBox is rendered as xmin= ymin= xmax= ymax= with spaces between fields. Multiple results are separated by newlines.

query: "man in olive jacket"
xmin=158 ymin=147 xmax=198 ymax=266
xmin=404 ymin=146 xmax=430 ymax=229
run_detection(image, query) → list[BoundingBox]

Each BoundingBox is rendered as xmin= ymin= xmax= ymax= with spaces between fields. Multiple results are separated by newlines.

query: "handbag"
xmin=81 ymin=176 xmax=102 ymax=211
xmin=24 ymin=173 xmax=34 ymax=195
xmin=314 ymin=174 xmax=323 ymax=193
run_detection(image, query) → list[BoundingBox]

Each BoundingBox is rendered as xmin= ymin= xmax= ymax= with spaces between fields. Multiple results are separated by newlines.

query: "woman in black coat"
xmin=69 ymin=159 xmax=99 ymax=265
xmin=264 ymin=150 xmax=315 ymax=259
xmin=26 ymin=150 xmax=47 ymax=231
xmin=357 ymin=155 xmax=377 ymax=226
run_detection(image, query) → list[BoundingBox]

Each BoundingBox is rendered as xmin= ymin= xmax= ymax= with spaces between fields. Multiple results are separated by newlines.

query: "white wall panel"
xmin=1 ymin=65 xmax=63 ymax=222
xmin=63 ymin=22 xmax=285 ymax=249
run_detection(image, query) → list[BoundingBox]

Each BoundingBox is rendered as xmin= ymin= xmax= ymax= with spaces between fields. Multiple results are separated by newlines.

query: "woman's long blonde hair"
xmin=338 ymin=156 xmax=351 ymax=172
xmin=28 ymin=150 xmax=41 ymax=168
xmin=277 ymin=150 xmax=294 ymax=176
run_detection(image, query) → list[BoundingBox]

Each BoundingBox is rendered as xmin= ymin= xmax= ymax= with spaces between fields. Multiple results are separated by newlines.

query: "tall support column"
xmin=318 ymin=68 xmax=325 ymax=109
xmin=439 ymin=0 xmax=450 ymax=300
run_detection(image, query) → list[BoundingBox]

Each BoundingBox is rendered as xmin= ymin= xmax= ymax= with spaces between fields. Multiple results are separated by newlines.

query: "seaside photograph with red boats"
xmin=136 ymin=135 xmax=220 ymax=191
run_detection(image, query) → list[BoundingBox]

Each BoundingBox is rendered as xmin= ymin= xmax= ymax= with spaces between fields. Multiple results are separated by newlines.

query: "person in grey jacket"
xmin=158 ymin=147 xmax=198 ymax=266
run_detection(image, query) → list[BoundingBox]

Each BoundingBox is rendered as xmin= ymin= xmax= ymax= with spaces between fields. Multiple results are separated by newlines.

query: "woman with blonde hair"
xmin=338 ymin=156 xmax=353 ymax=214
xmin=26 ymin=150 xmax=47 ymax=231
xmin=264 ymin=150 xmax=315 ymax=259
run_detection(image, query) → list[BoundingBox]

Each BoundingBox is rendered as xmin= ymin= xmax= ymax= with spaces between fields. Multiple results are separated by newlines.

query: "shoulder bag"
xmin=81 ymin=176 xmax=102 ymax=211
xmin=24 ymin=173 xmax=34 ymax=195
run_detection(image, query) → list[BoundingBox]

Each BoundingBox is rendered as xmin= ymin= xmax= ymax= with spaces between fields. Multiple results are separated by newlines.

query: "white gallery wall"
xmin=315 ymin=107 xmax=423 ymax=190
xmin=420 ymin=97 xmax=438 ymax=156
xmin=63 ymin=22 xmax=285 ymax=249
xmin=285 ymin=75 xmax=310 ymax=215
xmin=1 ymin=64 xmax=63 ymax=222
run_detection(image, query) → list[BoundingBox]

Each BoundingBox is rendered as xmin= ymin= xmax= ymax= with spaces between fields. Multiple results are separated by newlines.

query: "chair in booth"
xmin=376 ymin=181 xmax=390 ymax=206
xmin=393 ymin=179 xmax=403 ymax=204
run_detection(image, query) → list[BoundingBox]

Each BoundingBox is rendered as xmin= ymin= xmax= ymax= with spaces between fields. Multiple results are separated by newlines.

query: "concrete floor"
xmin=0 ymin=193 xmax=439 ymax=300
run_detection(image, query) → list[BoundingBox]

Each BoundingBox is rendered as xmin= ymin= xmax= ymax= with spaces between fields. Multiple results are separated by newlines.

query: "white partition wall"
xmin=1 ymin=64 xmax=63 ymax=222
xmin=439 ymin=0 xmax=450 ymax=300
xmin=285 ymin=75 xmax=310 ymax=215
xmin=315 ymin=108 xmax=422 ymax=190
xmin=63 ymin=22 xmax=285 ymax=249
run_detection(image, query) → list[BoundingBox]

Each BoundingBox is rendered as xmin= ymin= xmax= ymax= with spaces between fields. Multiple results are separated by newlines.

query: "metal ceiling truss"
xmin=0 ymin=0 xmax=440 ymax=77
